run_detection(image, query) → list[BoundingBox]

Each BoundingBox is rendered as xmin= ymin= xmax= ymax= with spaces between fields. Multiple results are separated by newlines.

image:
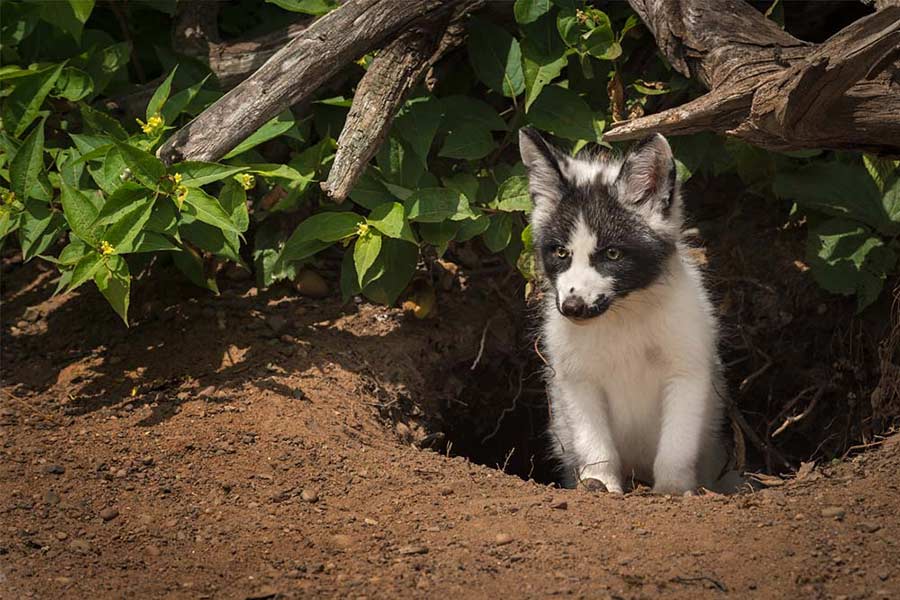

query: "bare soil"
xmin=2 ymin=173 xmax=899 ymax=599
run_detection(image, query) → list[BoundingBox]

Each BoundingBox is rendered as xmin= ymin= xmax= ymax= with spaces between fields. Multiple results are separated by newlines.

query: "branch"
xmin=156 ymin=0 xmax=469 ymax=165
xmin=321 ymin=16 xmax=470 ymax=203
xmin=606 ymin=2 xmax=900 ymax=154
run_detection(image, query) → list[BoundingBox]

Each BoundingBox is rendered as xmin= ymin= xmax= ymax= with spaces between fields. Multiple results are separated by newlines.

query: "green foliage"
xmin=1 ymin=0 xmax=897 ymax=325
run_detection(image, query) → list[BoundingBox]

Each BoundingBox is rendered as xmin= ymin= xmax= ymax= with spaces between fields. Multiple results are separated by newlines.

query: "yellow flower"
xmin=236 ymin=173 xmax=256 ymax=190
xmin=99 ymin=241 xmax=116 ymax=256
xmin=175 ymin=185 xmax=189 ymax=207
xmin=1 ymin=190 xmax=15 ymax=205
xmin=136 ymin=114 xmax=165 ymax=136
xmin=356 ymin=223 xmax=370 ymax=237
xmin=172 ymin=172 xmax=183 ymax=185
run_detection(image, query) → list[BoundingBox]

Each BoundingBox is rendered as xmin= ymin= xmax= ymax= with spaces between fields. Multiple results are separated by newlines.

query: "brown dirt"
xmin=2 ymin=171 xmax=899 ymax=600
xmin=2 ymin=250 xmax=899 ymax=600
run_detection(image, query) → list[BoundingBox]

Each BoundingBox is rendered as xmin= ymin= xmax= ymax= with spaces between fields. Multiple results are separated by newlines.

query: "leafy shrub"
xmin=1 ymin=0 xmax=897 ymax=323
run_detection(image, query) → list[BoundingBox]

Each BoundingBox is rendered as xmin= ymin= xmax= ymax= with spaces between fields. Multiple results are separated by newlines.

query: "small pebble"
xmin=495 ymin=533 xmax=514 ymax=546
xmin=550 ymin=499 xmax=568 ymax=510
xmin=43 ymin=464 xmax=65 ymax=475
xmin=821 ymin=506 xmax=845 ymax=520
xmin=398 ymin=545 xmax=428 ymax=556
xmin=300 ymin=489 xmax=319 ymax=503
xmin=858 ymin=522 xmax=881 ymax=533
xmin=99 ymin=507 xmax=119 ymax=521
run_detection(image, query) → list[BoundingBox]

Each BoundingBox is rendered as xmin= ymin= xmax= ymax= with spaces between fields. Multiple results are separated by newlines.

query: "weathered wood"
xmin=605 ymin=1 xmax=900 ymax=154
xmin=157 ymin=0 xmax=469 ymax=165
xmin=321 ymin=25 xmax=445 ymax=203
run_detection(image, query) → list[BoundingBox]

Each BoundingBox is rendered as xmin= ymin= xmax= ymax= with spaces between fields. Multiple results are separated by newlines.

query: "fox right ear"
xmin=519 ymin=127 xmax=567 ymax=204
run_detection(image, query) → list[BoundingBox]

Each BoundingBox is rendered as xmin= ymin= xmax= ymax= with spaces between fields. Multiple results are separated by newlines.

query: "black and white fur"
xmin=519 ymin=128 xmax=740 ymax=494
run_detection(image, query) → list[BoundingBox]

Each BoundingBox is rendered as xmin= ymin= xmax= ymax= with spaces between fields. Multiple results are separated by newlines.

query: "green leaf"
xmin=393 ymin=97 xmax=444 ymax=164
xmin=131 ymin=231 xmax=179 ymax=253
xmin=354 ymin=230 xmax=383 ymax=287
xmin=172 ymin=245 xmax=218 ymax=293
xmin=377 ymin=137 xmax=425 ymax=189
xmin=418 ymin=221 xmax=460 ymax=256
xmin=863 ymin=155 xmax=899 ymax=194
xmin=523 ymin=50 xmax=567 ymax=112
xmin=147 ymin=66 xmax=177 ymax=120
xmin=182 ymin=188 xmax=241 ymax=234
xmin=582 ymin=13 xmax=620 ymax=60
xmin=367 ymin=202 xmax=415 ymax=242
xmin=80 ymin=105 xmax=128 ymax=140
xmin=527 ymin=85 xmax=598 ymax=142
xmin=161 ymin=74 xmax=210 ymax=124
xmin=223 ymin=111 xmax=295 ymax=159
xmin=52 ymin=67 xmax=93 ymax=101
xmin=467 ymin=18 xmax=525 ymax=98
xmin=102 ymin=194 xmax=154 ymax=253
xmin=299 ymin=212 xmax=364 ymax=243
xmin=219 ymin=179 xmax=249 ymax=232
xmin=483 ymin=213 xmax=513 ymax=252
xmin=9 ymin=120 xmax=44 ymax=202
xmin=439 ymin=123 xmax=496 ymax=161
xmin=40 ymin=0 xmax=93 ymax=42
xmin=2 ymin=62 xmax=64 ymax=137
xmin=455 ymin=214 xmax=491 ymax=242
xmin=82 ymin=42 xmax=130 ymax=96
xmin=806 ymin=218 xmax=897 ymax=311
xmin=773 ymin=162 xmax=893 ymax=235
xmin=66 ymin=251 xmax=103 ymax=293
xmin=60 ymin=180 xmax=101 ymax=247
xmin=88 ymin=147 xmax=129 ymax=195
xmin=18 ymin=199 xmax=64 ymax=261
xmin=514 ymin=0 xmax=551 ymax=24
xmin=57 ymin=238 xmax=88 ymax=266
xmin=181 ymin=221 xmax=243 ymax=264
xmin=349 ymin=168 xmax=393 ymax=210
xmin=173 ymin=162 xmax=249 ymax=188
xmin=92 ymin=183 xmax=151 ymax=228
xmin=442 ymin=172 xmax=480 ymax=203
xmin=113 ymin=140 xmax=166 ymax=189
xmin=69 ymin=0 xmax=95 ymax=24
xmin=266 ymin=0 xmax=338 ymax=15
xmin=359 ymin=239 xmax=418 ymax=305
xmin=406 ymin=189 xmax=476 ymax=223
xmin=495 ymin=175 xmax=532 ymax=212
xmin=94 ymin=254 xmax=130 ymax=325
xmin=882 ymin=176 xmax=900 ymax=226
xmin=440 ymin=96 xmax=508 ymax=131
xmin=145 ymin=197 xmax=179 ymax=236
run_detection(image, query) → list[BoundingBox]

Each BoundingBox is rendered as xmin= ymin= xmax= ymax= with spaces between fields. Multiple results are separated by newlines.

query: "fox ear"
xmin=615 ymin=133 xmax=678 ymax=216
xmin=519 ymin=127 xmax=568 ymax=204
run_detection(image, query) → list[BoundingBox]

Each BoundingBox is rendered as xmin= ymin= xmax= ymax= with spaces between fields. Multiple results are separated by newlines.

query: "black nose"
xmin=560 ymin=296 xmax=587 ymax=318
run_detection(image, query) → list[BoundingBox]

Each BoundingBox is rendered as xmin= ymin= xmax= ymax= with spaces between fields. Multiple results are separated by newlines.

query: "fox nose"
xmin=560 ymin=296 xmax=587 ymax=318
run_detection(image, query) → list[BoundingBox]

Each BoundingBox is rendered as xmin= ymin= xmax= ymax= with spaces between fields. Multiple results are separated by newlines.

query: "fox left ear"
xmin=615 ymin=134 xmax=678 ymax=217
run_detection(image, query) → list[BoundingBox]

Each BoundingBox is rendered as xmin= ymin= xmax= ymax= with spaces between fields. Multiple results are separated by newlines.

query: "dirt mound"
xmin=2 ymin=255 xmax=899 ymax=599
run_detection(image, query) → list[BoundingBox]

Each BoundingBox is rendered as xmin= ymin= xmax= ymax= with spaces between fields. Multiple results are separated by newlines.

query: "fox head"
xmin=519 ymin=128 xmax=682 ymax=322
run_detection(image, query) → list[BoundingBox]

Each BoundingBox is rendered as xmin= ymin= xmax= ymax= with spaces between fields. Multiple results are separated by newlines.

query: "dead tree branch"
xmin=321 ymin=16 xmax=468 ymax=203
xmin=157 ymin=0 xmax=471 ymax=165
xmin=606 ymin=1 xmax=900 ymax=154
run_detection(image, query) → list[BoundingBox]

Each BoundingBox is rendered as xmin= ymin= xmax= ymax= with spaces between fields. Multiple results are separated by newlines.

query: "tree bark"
xmin=605 ymin=1 xmax=900 ymax=154
xmin=156 ymin=0 xmax=471 ymax=166
xmin=321 ymin=14 xmax=475 ymax=203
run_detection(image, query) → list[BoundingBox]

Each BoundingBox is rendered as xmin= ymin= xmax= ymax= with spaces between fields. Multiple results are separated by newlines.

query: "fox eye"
xmin=553 ymin=246 xmax=570 ymax=259
xmin=605 ymin=247 xmax=622 ymax=261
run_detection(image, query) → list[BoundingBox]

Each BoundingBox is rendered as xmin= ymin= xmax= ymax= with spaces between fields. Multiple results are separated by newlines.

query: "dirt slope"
xmin=1 ymin=264 xmax=899 ymax=600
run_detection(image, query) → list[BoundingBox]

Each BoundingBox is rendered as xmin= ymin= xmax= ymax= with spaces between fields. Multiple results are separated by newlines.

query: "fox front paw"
xmin=577 ymin=476 xmax=624 ymax=494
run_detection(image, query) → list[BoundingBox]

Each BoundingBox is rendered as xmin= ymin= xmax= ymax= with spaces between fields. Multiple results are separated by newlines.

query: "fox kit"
xmin=519 ymin=128 xmax=738 ymax=494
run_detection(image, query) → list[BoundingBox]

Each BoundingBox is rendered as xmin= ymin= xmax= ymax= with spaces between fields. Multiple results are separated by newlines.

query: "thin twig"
xmin=470 ymin=317 xmax=494 ymax=371
xmin=772 ymin=385 xmax=829 ymax=437
xmin=481 ymin=365 xmax=524 ymax=444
